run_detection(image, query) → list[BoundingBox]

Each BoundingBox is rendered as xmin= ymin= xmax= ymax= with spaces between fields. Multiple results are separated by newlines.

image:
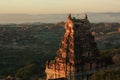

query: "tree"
xmin=16 ymin=63 xmax=35 ymax=80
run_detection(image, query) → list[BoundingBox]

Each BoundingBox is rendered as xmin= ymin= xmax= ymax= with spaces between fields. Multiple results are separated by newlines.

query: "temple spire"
xmin=45 ymin=14 xmax=104 ymax=80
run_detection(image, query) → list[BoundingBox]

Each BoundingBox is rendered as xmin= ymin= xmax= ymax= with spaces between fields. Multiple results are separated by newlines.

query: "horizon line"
xmin=0 ymin=12 xmax=120 ymax=15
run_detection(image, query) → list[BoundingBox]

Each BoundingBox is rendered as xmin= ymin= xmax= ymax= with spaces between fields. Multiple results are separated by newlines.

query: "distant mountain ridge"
xmin=0 ymin=12 xmax=120 ymax=24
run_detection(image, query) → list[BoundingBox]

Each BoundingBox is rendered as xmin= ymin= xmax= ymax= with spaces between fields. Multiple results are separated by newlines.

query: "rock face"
xmin=45 ymin=14 xmax=104 ymax=80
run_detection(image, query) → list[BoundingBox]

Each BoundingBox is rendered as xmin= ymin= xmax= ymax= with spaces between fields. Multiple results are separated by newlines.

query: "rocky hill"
xmin=0 ymin=23 xmax=120 ymax=79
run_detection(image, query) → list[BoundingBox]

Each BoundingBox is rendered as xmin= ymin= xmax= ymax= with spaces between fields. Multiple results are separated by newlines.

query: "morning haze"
xmin=0 ymin=0 xmax=120 ymax=14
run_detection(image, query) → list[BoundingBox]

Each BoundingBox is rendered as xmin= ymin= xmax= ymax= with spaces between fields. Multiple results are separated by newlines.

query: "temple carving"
xmin=45 ymin=14 xmax=105 ymax=80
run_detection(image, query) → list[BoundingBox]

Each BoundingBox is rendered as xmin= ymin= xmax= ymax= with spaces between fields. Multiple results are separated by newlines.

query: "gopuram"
xmin=45 ymin=14 xmax=105 ymax=80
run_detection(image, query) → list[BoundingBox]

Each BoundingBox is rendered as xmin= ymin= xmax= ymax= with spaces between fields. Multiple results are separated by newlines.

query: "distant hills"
xmin=0 ymin=12 xmax=120 ymax=24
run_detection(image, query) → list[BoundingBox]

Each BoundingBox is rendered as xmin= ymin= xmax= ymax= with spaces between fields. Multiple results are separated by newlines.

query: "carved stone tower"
xmin=45 ymin=14 xmax=104 ymax=80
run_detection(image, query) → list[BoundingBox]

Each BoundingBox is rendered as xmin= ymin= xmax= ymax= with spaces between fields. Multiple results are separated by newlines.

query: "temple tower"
xmin=45 ymin=14 xmax=104 ymax=80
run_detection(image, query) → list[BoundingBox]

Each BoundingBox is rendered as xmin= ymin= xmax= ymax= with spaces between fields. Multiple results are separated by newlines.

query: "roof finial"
xmin=68 ymin=14 xmax=72 ymax=20
xmin=84 ymin=13 xmax=88 ymax=20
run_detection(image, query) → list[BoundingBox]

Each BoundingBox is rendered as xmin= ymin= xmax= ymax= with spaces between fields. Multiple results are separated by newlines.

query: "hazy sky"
xmin=0 ymin=0 xmax=120 ymax=14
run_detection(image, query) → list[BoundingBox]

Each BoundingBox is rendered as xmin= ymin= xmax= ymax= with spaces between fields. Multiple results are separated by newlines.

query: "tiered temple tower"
xmin=45 ymin=14 xmax=105 ymax=80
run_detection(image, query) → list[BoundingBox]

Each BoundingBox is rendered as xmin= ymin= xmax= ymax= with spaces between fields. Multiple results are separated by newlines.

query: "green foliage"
xmin=0 ymin=24 xmax=63 ymax=79
xmin=100 ymin=48 xmax=120 ymax=65
xmin=16 ymin=63 xmax=35 ymax=80
xmin=91 ymin=67 xmax=120 ymax=80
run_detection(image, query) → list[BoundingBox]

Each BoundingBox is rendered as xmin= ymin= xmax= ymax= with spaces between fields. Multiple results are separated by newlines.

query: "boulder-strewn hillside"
xmin=91 ymin=23 xmax=120 ymax=49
